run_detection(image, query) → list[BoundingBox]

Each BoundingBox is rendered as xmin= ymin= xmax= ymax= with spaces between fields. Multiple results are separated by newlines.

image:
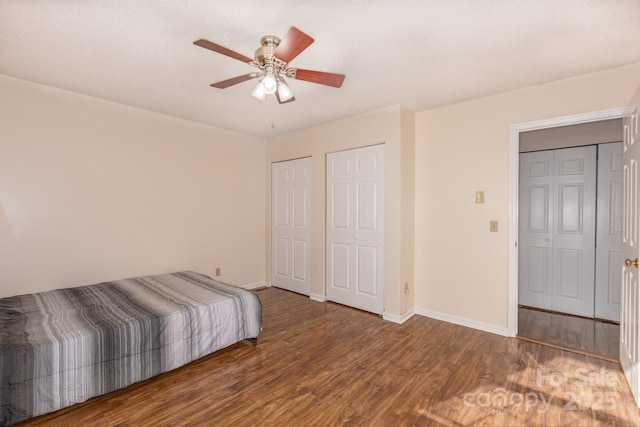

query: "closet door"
xmin=595 ymin=142 xmax=623 ymax=321
xmin=519 ymin=151 xmax=554 ymax=310
xmin=519 ymin=146 xmax=597 ymax=317
xmin=271 ymin=157 xmax=312 ymax=296
xmin=326 ymin=145 xmax=384 ymax=314
xmin=551 ymin=146 xmax=596 ymax=316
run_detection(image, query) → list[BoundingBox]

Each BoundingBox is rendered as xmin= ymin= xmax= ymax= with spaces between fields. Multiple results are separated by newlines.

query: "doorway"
xmin=509 ymin=111 xmax=631 ymax=329
xmin=519 ymin=141 xmax=623 ymax=361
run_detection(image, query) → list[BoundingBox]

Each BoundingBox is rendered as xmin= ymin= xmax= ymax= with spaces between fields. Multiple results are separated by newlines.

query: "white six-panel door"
xmin=553 ymin=147 xmax=597 ymax=316
xmin=595 ymin=142 xmax=623 ymax=322
xmin=621 ymin=93 xmax=640 ymax=406
xmin=519 ymin=146 xmax=597 ymax=317
xmin=519 ymin=150 xmax=554 ymax=310
xmin=271 ymin=157 xmax=311 ymax=296
xmin=326 ymin=145 xmax=384 ymax=314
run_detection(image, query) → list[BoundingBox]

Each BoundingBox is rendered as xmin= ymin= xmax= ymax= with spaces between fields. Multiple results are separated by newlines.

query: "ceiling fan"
xmin=193 ymin=27 xmax=345 ymax=104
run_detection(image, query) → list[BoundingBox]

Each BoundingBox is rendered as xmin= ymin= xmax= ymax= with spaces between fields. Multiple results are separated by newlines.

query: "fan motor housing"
xmin=254 ymin=35 xmax=281 ymax=64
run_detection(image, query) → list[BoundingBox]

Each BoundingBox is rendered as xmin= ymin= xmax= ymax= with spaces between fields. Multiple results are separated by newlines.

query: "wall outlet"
xmin=404 ymin=282 xmax=409 ymax=294
xmin=475 ymin=191 xmax=485 ymax=204
xmin=215 ymin=267 xmax=221 ymax=276
xmin=490 ymin=220 xmax=499 ymax=232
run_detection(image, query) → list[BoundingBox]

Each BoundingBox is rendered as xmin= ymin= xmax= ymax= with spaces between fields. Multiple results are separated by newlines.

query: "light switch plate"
xmin=490 ymin=220 xmax=498 ymax=232
xmin=476 ymin=191 xmax=485 ymax=204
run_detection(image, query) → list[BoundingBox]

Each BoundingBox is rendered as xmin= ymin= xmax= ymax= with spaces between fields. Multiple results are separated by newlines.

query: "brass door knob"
xmin=625 ymin=258 xmax=639 ymax=268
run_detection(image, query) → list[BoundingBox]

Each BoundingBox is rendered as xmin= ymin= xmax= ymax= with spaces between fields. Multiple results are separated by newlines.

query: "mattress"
xmin=0 ymin=271 xmax=262 ymax=426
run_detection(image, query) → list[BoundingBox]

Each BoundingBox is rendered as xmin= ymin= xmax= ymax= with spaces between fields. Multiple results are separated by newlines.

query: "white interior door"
xmin=271 ymin=157 xmax=311 ymax=296
xmin=519 ymin=150 xmax=554 ymax=310
xmin=552 ymin=146 xmax=596 ymax=316
xmin=595 ymin=142 xmax=623 ymax=322
xmin=519 ymin=146 xmax=597 ymax=317
xmin=326 ymin=144 xmax=384 ymax=314
xmin=621 ymin=91 xmax=640 ymax=406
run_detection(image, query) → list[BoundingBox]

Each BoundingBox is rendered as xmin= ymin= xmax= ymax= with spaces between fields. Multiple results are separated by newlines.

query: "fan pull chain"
xmin=270 ymin=96 xmax=276 ymax=129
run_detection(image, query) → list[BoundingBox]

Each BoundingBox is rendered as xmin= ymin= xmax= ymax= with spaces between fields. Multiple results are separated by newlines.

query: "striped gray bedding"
xmin=0 ymin=271 xmax=262 ymax=426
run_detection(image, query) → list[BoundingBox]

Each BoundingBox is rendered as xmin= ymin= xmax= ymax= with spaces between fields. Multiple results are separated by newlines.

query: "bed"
xmin=0 ymin=271 xmax=262 ymax=426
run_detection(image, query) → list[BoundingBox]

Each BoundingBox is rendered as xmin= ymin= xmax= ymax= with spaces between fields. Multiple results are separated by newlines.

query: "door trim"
xmin=508 ymin=107 xmax=633 ymax=336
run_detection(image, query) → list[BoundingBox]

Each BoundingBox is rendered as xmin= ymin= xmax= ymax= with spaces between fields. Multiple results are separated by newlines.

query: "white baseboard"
xmin=415 ymin=308 xmax=508 ymax=337
xmin=383 ymin=309 xmax=415 ymax=324
xmin=241 ymin=282 xmax=269 ymax=290
xmin=310 ymin=293 xmax=327 ymax=302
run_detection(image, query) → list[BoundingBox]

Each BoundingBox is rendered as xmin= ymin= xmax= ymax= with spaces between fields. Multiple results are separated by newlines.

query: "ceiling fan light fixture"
xmin=251 ymin=81 xmax=266 ymax=101
xmin=195 ymin=26 xmax=345 ymax=103
xmin=277 ymin=79 xmax=294 ymax=102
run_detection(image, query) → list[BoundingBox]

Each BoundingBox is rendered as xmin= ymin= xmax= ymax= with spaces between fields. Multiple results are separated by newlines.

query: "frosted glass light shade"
xmin=262 ymin=72 xmax=277 ymax=94
xmin=277 ymin=80 xmax=293 ymax=102
xmin=251 ymin=81 xmax=266 ymax=101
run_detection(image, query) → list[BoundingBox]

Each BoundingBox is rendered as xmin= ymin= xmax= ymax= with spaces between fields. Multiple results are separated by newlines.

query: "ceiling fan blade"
xmin=210 ymin=73 xmax=259 ymax=89
xmin=293 ymin=69 xmax=345 ymax=88
xmin=193 ymin=38 xmax=253 ymax=63
xmin=273 ymin=27 xmax=314 ymax=64
xmin=275 ymin=92 xmax=296 ymax=104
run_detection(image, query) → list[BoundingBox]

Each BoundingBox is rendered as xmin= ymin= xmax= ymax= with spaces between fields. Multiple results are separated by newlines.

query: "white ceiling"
xmin=1 ymin=1 xmax=639 ymax=138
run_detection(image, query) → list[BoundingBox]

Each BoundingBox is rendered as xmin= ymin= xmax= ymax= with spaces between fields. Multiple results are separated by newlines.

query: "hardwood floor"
xmin=518 ymin=307 xmax=619 ymax=362
xmin=19 ymin=288 xmax=639 ymax=426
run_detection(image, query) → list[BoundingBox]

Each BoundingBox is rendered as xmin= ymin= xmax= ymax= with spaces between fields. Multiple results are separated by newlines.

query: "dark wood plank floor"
xmin=518 ymin=307 xmax=620 ymax=362
xmin=19 ymin=288 xmax=639 ymax=426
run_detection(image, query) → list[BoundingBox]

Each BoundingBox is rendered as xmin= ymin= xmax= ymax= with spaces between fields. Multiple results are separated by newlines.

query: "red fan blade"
xmin=275 ymin=92 xmax=296 ymax=104
xmin=294 ymin=69 xmax=345 ymax=88
xmin=193 ymin=38 xmax=253 ymax=63
xmin=210 ymin=73 xmax=259 ymax=89
xmin=273 ymin=27 xmax=314 ymax=64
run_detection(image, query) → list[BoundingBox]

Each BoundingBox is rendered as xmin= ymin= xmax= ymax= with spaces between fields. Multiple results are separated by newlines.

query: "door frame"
xmin=508 ymin=107 xmax=633 ymax=336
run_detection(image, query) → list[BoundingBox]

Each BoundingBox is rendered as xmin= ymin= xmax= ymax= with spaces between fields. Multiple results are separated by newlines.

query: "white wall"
xmin=414 ymin=63 xmax=640 ymax=331
xmin=0 ymin=75 xmax=267 ymax=298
